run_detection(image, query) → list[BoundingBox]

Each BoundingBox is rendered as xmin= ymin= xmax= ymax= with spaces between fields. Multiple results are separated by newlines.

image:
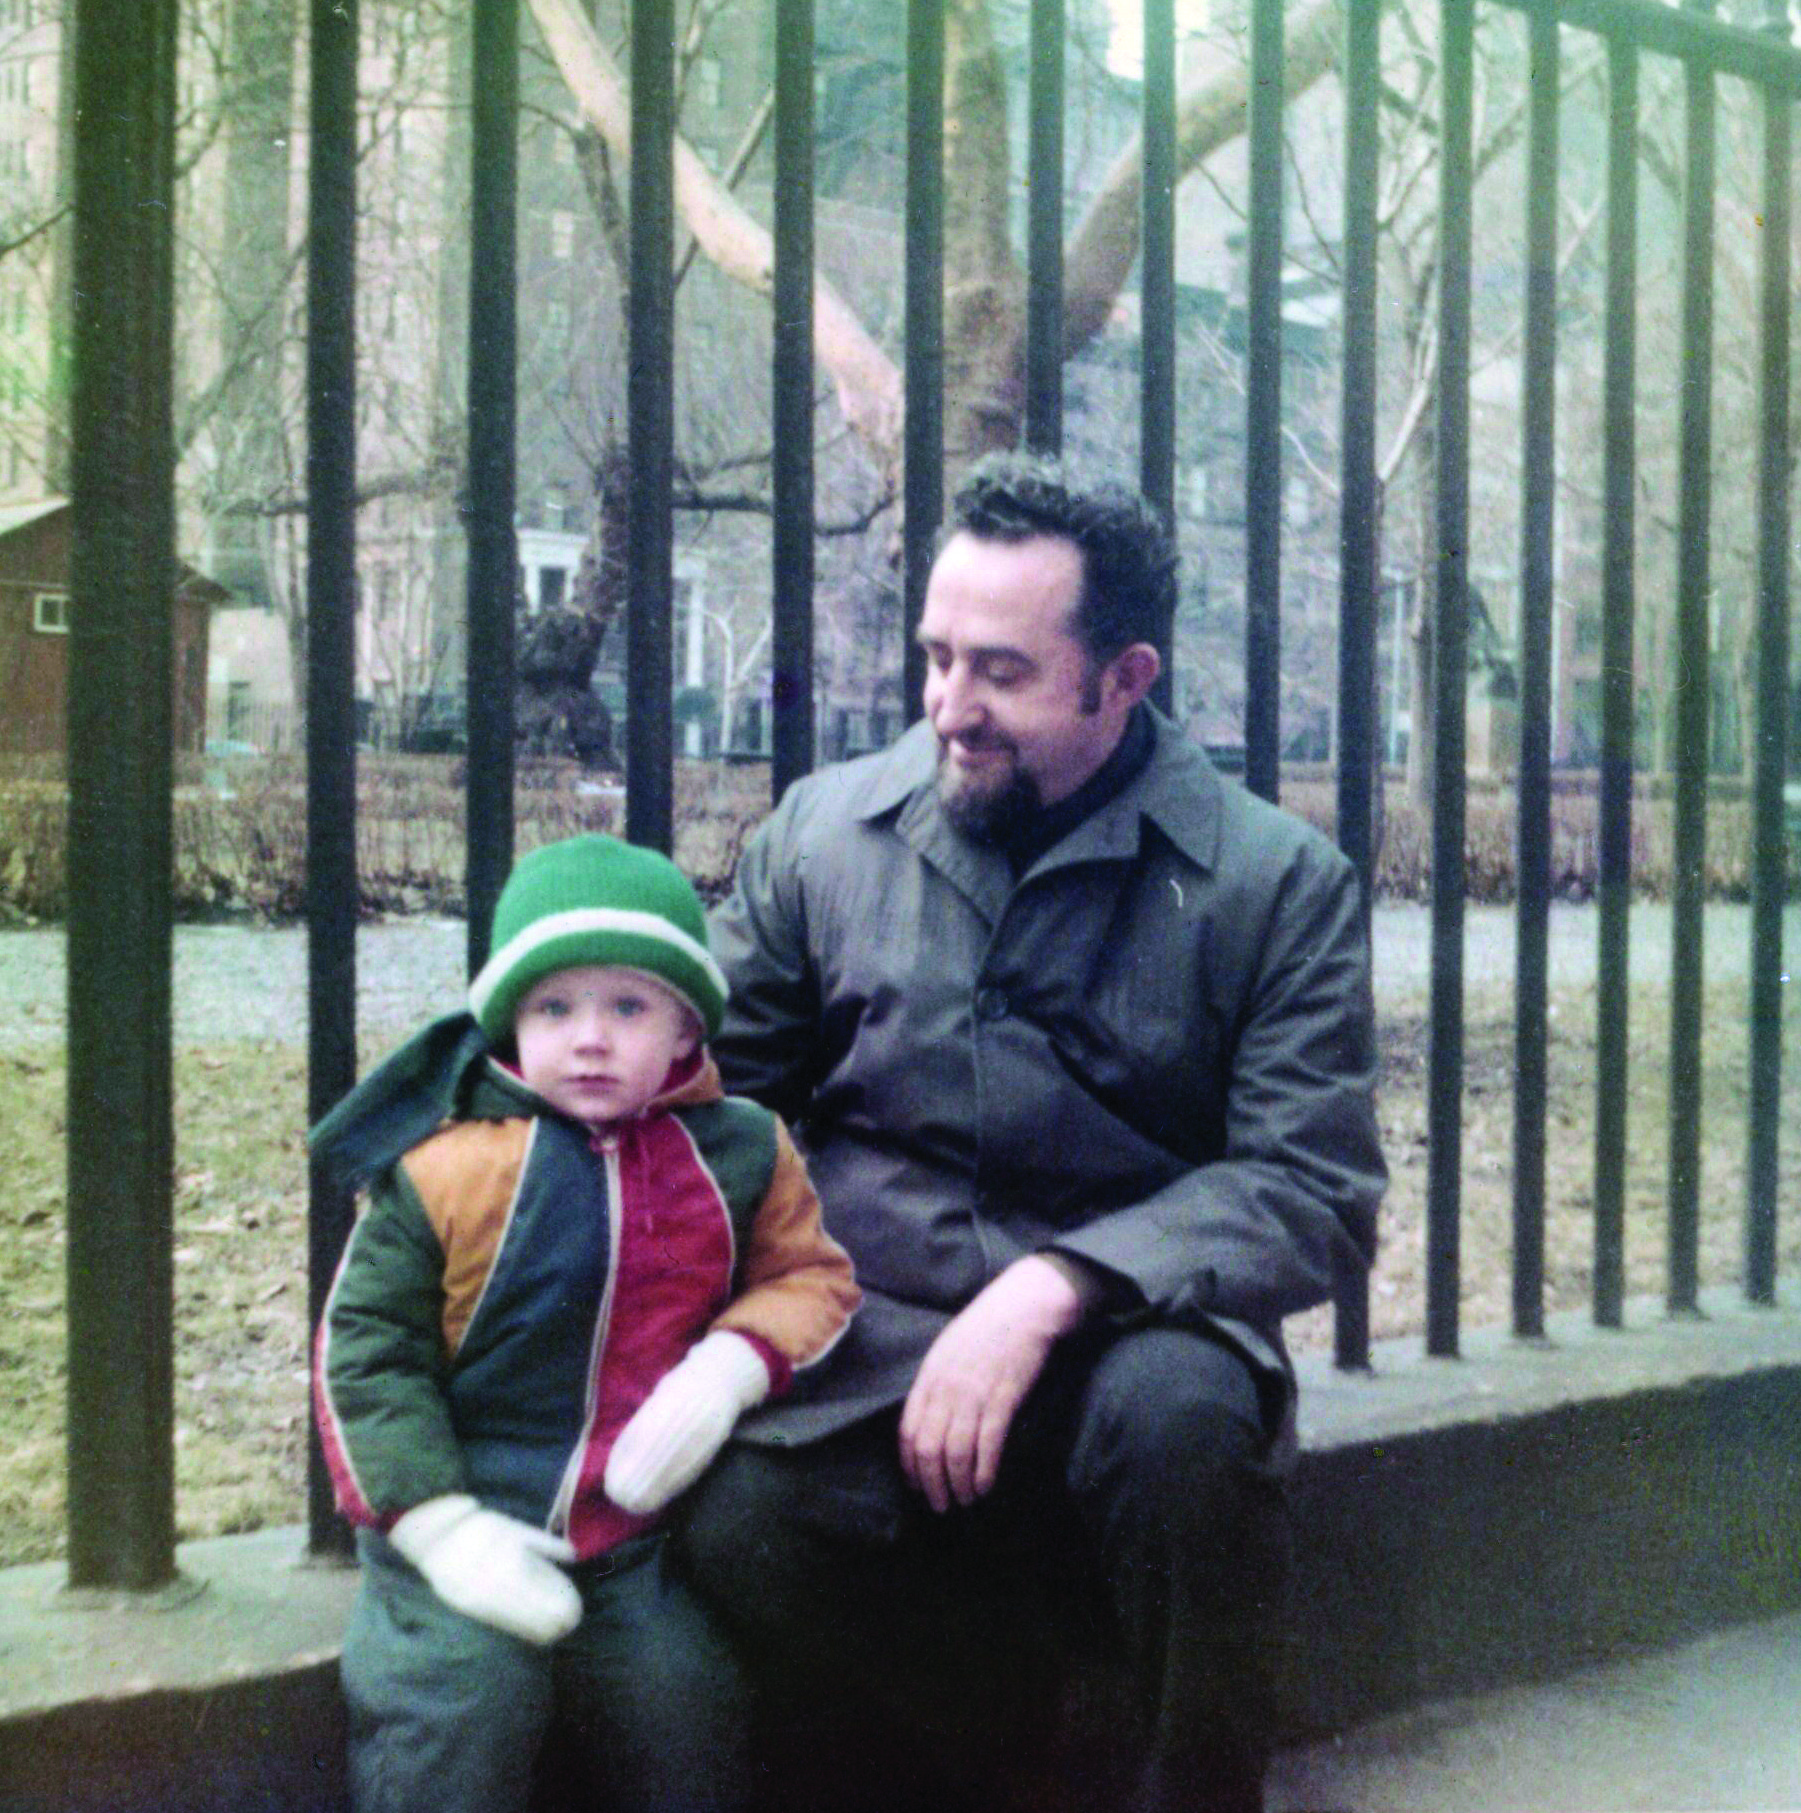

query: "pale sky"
xmin=1105 ymin=0 xmax=1215 ymax=80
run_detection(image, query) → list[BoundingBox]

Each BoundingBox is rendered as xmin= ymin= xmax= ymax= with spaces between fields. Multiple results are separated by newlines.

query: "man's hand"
xmin=899 ymin=1254 xmax=1091 ymax=1513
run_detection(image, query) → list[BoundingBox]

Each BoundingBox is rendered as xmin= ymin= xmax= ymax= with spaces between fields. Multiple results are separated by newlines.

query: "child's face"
xmin=513 ymin=965 xmax=700 ymax=1130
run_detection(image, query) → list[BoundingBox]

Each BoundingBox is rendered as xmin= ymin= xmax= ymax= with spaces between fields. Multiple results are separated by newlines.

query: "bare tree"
xmin=526 ymin=0 xmax=1348 ymax=489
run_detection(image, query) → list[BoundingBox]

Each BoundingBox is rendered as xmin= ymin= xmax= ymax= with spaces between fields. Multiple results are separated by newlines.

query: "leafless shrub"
xmin=5 ymin=759 xmax=1782 ymax=923
xmin=1279 ymin=775 xmax=1783 ymax=903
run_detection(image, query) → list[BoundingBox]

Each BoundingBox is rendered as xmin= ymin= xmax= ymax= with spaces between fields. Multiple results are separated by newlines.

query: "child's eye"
xmin=613 ymin=995 xmax=646 ymax=1018
xmin=532 ymin=996 xmax=569 ymax=1018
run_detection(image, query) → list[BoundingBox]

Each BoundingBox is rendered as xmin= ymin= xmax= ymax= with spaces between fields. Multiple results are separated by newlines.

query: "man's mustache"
xmin=939 ymin=729 xmax=1015 ymax=754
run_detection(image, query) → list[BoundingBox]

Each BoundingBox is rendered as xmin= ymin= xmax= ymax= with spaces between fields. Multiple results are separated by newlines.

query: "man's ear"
xmin=1107 ymin=642 xmax=1162 ymax=709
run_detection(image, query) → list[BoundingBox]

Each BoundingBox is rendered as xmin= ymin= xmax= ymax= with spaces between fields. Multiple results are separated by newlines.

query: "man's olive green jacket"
xmin=712 ymin=711 xmax=1385 ymax=1450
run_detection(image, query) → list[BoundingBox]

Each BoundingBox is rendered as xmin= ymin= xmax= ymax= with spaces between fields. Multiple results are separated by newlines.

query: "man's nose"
xmin=928 ymin=663 xmax=981 ymax=734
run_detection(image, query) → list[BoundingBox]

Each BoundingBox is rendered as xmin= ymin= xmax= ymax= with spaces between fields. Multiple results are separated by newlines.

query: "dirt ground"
xmin=0 ymin=902 xmax=1795 ymax=1567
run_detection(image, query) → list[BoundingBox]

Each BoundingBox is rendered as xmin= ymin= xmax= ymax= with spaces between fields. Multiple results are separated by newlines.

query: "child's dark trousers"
xmin=341 ymin=1527 xmax=750 ymax=1813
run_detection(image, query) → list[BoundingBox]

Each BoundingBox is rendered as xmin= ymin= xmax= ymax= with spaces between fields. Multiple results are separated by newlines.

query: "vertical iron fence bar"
xmin=465 ymin=0 xmax=520 ymax=955
xmin=1334 ymin=0 xmax=1380 ymax=1373
xmin=1668 ymin=0 xmax=1715 ymax=1317
xmin=65 ymin=0 xmax=178 ymax=1590
xmin=1594 ymin=36 xmax=1637 ymax=1330
xmin=1427 ymin=0 xmax=1474 ymax=1359
xmin=771 ymin=0 xmax=816 ymax=799
xmin=1511 ymin=0 xmax=1558 ymax=1341
xmin=628 ymin=0 xmax=677 ymax=848
xmin=1141 ymin=0 xmax=1177 ymax=714
xmin=304 ymin=0 xmax=359 ymax=1558
xmin=903 ymin=0 xmax=944 ymax=719
xmin=1242 ymin=0 xmax=1283 ymax=803
xmin=1025 ymin=0 xmax=1065 ymax=456
xmin=1745 ymin=6 xmax=1791 ymax=1305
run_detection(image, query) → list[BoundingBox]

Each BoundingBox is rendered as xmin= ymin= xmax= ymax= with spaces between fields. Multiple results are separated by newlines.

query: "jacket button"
xmin=975 ymin=986 xmax=1010 ymax=1021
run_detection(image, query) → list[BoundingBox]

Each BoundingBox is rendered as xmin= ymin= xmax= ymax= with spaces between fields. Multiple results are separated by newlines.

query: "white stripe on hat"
xmin=468 ymin=906 xmax=729 ymax=1022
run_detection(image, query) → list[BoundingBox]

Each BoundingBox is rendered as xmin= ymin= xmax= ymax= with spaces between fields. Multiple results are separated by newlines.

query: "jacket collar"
xmin=849 ymin=710 xmax=1222 ymax=913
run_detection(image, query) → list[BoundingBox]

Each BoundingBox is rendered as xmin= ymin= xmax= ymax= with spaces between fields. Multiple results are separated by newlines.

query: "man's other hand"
xmin=899 ymin=1254 xmax=1090 ymax=1513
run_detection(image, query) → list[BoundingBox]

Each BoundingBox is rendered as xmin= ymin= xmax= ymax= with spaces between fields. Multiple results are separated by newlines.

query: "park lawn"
xmin=2 ymin=972 xmax=1796 ymax=1568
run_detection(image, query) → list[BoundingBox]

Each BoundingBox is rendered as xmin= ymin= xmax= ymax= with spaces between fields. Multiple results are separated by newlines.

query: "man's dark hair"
xmin=944 ymin=452 xmax=1178 ymax=663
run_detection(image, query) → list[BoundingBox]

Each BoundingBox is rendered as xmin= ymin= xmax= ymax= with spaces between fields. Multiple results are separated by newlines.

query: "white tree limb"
xmin=527 ymin=0 xmax=903 ymax=479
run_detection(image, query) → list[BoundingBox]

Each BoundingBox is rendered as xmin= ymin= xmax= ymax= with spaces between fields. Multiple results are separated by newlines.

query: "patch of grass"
xmin=0 ymin=1044 xmax=314 ymax=1566
xmin=2 ymin=960 xmax=1796 ymax=1569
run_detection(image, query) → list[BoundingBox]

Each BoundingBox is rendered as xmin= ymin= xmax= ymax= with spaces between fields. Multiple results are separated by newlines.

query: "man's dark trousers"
xmin=678 ymin=1323 xmax=1290 ymax=1813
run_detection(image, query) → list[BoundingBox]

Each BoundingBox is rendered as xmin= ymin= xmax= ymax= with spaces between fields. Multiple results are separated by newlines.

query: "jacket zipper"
xmin=546 ymin=1132 xmax=623 ymax=1539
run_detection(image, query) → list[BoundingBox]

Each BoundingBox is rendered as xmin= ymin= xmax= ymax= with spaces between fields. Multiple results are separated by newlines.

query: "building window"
xmin=540 ymin=565 xmax=567 ymax=611
xmin=551 ymin=210 xmax=575 ymax=259
xmin=33 ymin=590 xmax=68 ymax=634
xmin=693 ymin=57 xmax=722 ymax=110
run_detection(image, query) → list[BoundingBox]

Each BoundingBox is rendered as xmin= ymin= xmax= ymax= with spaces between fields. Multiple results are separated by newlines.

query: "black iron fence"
xmin=62 ymin=0 xmax=1795 ymax=1585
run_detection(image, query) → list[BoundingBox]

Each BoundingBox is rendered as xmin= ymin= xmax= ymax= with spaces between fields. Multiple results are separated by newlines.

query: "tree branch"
xmin=527 ymin=0 xmax=903 ymax=480
xmin=673 ymin=487 xmax=894 ymax=536
xmin=1060 ymin=0 xmax=1347 ymax=359
xmin=0 ymin=204 xmax=68 ymax=262
xmin=213 ymin=463 xmax=458 ymax=519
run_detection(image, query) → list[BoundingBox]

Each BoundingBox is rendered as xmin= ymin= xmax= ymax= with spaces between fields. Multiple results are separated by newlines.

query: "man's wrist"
xmin=1036 ymin=1250 xmax=1130 ymax=1321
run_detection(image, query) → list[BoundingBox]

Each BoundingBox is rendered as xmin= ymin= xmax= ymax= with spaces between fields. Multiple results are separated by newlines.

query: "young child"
xmin=312 ymin=833 xmax=859 ymax=1813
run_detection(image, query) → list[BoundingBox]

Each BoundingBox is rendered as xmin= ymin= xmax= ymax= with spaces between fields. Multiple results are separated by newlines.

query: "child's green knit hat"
xmin=468 ymin=834 xmax=728 ymax=1042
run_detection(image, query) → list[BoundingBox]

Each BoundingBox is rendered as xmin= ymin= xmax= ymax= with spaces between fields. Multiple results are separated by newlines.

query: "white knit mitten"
xmin=388 ymin=1493 xmax=580 ymax=1646
xmin=604 ymin=1331 xmax=772 ymax=1515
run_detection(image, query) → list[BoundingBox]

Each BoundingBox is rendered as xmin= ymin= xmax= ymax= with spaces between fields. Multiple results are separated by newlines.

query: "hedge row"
xmin=0 ymin=756 xmax=1788 ymax=923
xmin=1278 ymin=777 xmax=1791 ymax=904
xmin=0 ymin=755 xmax=765 ymax=923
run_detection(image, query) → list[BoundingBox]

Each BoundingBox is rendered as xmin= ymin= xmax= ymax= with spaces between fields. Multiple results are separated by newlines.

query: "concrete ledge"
xmin=0 ymin=1528 xmax=356 ymax=1813
xmin=1278 ymin=1284 xmax=1801 ymax=1734
xmin=5 ymin=1286 xmax=1800 ymax=1811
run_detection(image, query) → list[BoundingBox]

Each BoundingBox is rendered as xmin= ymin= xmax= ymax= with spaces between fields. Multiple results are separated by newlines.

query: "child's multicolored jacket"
xmin=312 ymin=1014 xmax=858 ymax=1560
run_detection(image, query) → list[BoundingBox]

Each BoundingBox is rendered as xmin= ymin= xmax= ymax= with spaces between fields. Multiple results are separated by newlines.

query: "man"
xmin=680 ymin=455 xmax=1385 ymax=1813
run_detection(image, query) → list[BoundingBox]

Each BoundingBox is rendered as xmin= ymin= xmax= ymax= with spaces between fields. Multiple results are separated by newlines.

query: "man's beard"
xmin=935 ymin=739 xmax=1045 ymax=842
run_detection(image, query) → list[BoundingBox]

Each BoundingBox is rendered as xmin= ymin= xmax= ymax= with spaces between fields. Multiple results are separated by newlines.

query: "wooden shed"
xmin=0 ymin=498 xmax=223 ymax=757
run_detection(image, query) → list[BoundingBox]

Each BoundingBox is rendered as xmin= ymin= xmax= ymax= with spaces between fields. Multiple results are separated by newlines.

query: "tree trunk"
xmin=212 ymin=0 xmax=300 ymax=608
xmin=1407 ymin=417 xmax=1437 ymax=809
xmin=942 ymin=0 xmax=1025 ymax=469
